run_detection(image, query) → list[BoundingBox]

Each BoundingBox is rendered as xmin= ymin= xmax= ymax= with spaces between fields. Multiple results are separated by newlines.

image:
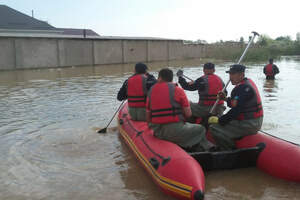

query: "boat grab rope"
xmin=122 ymin=114 xmax=171 ymax=166
xmin=259 ymin=130 xmax=300 ymax=146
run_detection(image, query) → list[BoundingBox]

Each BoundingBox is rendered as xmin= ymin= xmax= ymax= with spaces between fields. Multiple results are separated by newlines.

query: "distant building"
xmin=0 ymin=5 xmax=100 ymax=38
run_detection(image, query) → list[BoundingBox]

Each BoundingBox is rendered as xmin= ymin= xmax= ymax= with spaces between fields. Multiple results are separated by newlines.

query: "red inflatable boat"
xmin=236 ymin=132 xmax=300 ymax=182
xmin=117 ymin=102 xmax=300 ymax=200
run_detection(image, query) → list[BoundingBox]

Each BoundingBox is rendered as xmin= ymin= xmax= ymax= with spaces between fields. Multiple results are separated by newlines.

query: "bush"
xmin=207 ymin=35 xmax=300 ymax=62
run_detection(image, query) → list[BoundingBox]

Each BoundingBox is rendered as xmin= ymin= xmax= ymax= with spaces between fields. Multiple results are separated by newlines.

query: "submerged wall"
xmin=0 ymin=36 xmax=242 ymax=70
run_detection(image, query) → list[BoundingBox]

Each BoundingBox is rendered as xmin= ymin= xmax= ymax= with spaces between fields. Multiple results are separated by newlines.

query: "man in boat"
xmin=263 ymin=58 xmax=279 ymax=80
xmin=177 ymin=63 xmax=226 ymax=124
xmin=208 ymin=64 xmax=264 ymax=151
xmin=117 ymin=62 xmax=157 ymax=121
xmin=146 ymin=68 xmax=215 ymax=152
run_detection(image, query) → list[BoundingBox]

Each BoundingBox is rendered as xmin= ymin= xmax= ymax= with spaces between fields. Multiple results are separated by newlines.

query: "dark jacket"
xmin=219 ymin=78 xmax=258 ymax=125
xmin=178 ymin=75 xmax=227 ymax=102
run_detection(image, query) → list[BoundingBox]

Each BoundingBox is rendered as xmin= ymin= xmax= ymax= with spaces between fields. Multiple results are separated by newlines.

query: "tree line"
xmin=185 ymin=33 xmax=300 ymax=61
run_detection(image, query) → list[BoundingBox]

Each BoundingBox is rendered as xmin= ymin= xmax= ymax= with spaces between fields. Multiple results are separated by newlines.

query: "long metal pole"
xmin=209 ymin=31 xmax=259 ymax=114
xmin=183 ymin=74 xmax=193 ymax=81
xmin=98 ymin=100 xmax=125 ymax=133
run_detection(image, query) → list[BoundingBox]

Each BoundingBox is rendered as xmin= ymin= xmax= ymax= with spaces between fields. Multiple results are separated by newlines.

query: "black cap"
xmin=226 ymin=64 xmax=245 ymax=73
xmin=203 ymin=62 xmax=215 ymax=69
xmin=135 ymin=62 xmax=148 ymax=73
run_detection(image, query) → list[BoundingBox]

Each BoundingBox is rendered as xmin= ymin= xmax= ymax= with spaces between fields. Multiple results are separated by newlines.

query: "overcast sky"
xmin=2 ymin=0 xmax=300 ymax=42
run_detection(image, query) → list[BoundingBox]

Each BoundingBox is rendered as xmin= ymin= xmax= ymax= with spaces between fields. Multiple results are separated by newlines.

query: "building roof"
xmin=97 ymin=35 xmax=180 ymax=41
xmin=0 ymin=5 xmax=177 ymax=40
xmin=0 ymin=5 xmax=55 ymax=30
xmin=56 ymin=28 xmax=99 ymax=36
xmin=0 ymin=5 xmax=101 ymax=38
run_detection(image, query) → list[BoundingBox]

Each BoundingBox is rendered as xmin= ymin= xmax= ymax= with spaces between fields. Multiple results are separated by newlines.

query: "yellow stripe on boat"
xmin=118 ymin=121 xmax=193 ymax=198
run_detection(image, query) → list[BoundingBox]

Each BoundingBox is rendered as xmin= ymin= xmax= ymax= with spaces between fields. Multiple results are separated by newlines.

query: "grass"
xmin=205 ymin=44 xmax=300 ymax=62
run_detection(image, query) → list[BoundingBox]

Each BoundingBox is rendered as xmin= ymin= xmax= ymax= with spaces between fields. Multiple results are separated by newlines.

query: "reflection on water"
xmin=263 ymin=79 xmax=278 ymax=100
xmin=0 ymin=57 xmax=300 ymax=200
xmin=206 ymin=168 xmax=300 ymax=200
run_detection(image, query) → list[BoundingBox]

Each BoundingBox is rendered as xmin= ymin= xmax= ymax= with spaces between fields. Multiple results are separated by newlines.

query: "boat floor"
xmin=189 ymin=143 xmax=265 ymax=171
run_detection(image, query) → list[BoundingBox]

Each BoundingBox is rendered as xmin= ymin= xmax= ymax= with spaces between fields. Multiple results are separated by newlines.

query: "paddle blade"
xmin=97 ymin=127 xmax=107 ymax=133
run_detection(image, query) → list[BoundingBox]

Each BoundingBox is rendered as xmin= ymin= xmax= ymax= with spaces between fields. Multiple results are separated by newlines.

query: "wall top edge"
xmin=0 ymin=34 xmax=183 ymax=42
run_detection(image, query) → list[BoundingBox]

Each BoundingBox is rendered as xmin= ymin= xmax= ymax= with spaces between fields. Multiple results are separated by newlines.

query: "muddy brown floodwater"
xmin=0 ymin=56 xmax=299 ymax=200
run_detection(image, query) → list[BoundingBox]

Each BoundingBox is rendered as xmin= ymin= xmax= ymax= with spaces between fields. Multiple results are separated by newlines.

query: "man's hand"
xmin=176 ymin=69 xmax=183 ymax=77
xmin=217 ymin=91 xmax=227 ymax=100
xmin=208 ymin=116 xmax=219 ymax=124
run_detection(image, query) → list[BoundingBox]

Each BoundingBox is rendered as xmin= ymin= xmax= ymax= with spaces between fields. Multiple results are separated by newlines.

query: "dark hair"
xmin=135 ymin=62 xmax=147 ymax=74
xmin=269 ymin=58 xmax=273 ymax=64
xmin=158 ymin=68 xmax=173 ymax=82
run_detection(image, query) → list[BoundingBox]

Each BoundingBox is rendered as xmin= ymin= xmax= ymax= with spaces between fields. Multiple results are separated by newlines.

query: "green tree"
xmin=256 ymin=35 xmax=273 ymax=46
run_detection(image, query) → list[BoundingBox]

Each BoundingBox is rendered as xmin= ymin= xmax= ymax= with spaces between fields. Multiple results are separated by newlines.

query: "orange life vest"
xmin=198 ymin=74 xmax=224 ymax=105
xmin=236 ymin=78 xmax=263 ymax=120
xmin=148 ymin=82 xmax=184 ymax=124
xmin=127 ymin=74 xmax=147 ymax=107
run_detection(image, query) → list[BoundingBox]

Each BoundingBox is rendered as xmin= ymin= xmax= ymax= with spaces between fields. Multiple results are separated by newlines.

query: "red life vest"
xmin=236 ymin=78 xmax=263 ymax=120
xmin=127 ymin=74 xmax=147 ymax=107
xmin=265 ymin=64 xmax=274 ymax=76
xmin=198 ymin=74 xmax=224 ymax=106
xmin=148 ymin=82 xmax=184 ymax=124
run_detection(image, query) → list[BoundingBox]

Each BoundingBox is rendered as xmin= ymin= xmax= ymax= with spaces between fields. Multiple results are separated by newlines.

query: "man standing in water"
xmin=263 ymin=58 xmax=279 ymax=80
xmin=208 ymin=64 xmax=264 ymax=151
xmin=117 ymin=63 xmax=156 ymax=121
xmin=147 ymin=68 xmax=214 ymax=152
xmin=177 ymin=63 xmax=226 ymax=124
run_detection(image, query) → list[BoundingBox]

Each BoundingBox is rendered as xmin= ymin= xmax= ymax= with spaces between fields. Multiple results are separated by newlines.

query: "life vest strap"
xmin=151 ymin=112 xmax=183 ymax=118
xmin=241 ymin=103 xmax=262 ymax=113
xmin=151 ymin=106 xmax=182 ymax=117
xmin=151 ymin=107 xmax=181 ymax=113
xmin=128 ymin=99 xmax=146 ymax=103
xmin=128 ymin=95 xmax=147 ymax=98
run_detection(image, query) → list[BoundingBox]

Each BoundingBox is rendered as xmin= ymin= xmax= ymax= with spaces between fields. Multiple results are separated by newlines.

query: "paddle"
xmin=209 ymin=31 xmax=259 ymax=114
xmin=176 ymin=70 xmax=194 ymax=81
xmin=97 ymin=100 xmax=125 ymax=133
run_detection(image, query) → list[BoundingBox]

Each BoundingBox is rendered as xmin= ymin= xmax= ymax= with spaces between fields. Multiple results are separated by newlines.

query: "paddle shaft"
xmin=209 ymin=31 xmax=259 ymax=114
xmin=101 ymin=100 xmax=125 ymax=132
xmin=183 ymin=74 xmax=193 ymax=81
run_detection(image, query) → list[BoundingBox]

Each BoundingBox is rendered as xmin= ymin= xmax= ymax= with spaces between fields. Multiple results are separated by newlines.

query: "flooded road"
xmin=0 ymin=57 xmax=299 ymax=200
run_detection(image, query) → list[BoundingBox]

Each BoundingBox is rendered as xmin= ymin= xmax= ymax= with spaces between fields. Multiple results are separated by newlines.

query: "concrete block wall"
xmin=0 ymin=38 xmax=15 ymax=70
xmin=123 ymin=40 xmax=148 ymax=63
xmin=148 ymin=40 xmax=168 ymax=61
xmin=94 ymin=40 xmax=123 ymax=64
xmin=15 ymin=38 xmax=58 ymax=69
xmin=168 ymin=41 xmax=185 ymax=60
xmin=58 ymin=39 xmax=93 ymax=67
xmin=0 ymin=36 xmax=245 ymax=70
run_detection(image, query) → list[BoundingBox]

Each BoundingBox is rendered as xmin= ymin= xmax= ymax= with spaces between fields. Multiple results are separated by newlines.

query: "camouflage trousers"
xmin=190 ymin=102 xmax=226 ymax=118
xmin=149 ymin=121 xmax=212 ymax=151
xmin=128 ymin=107 xmax=146 ymax=121
xmin=209 ymin=117 xmax=263 ymax=151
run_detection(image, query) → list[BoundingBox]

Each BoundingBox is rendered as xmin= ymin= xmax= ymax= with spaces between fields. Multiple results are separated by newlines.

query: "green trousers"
xmin=190 ymin=102 xmax=226 ymax=118
xmin=209 ymin=117 xmax=263 ymax=151
xmin=149 ymin=121 xmax=211 ymax=151
xmin=129 ymin=107 xmax=146 ymax=121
